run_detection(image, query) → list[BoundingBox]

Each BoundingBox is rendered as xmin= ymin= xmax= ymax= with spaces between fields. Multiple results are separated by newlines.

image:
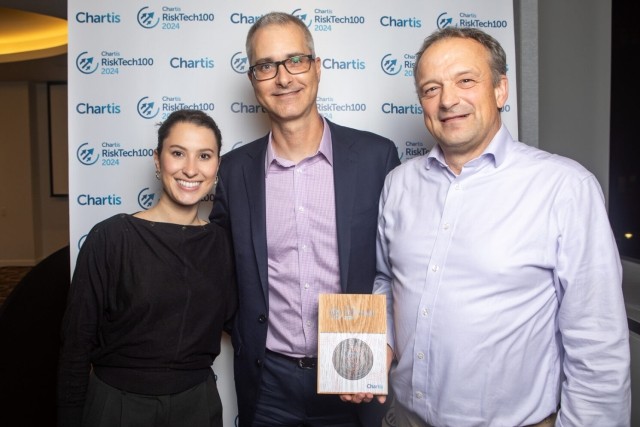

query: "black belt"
xmin=266 ymin=349 xmax=318 ymax=369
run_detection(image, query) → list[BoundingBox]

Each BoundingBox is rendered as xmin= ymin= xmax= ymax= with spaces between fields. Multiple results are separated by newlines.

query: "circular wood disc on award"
xmin=332 ymin=338 xmax=374 ymax=380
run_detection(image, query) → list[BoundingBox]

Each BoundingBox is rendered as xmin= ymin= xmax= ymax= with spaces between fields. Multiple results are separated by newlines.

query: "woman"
xmin=57 ymin=109 xmax=236 ymax=427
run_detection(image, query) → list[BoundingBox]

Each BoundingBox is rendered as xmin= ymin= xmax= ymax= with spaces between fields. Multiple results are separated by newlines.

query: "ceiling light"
xmin=0 ymin=7 xmax=67 ymax=63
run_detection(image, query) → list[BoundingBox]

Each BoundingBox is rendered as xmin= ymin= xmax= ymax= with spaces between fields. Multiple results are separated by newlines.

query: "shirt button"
xmin=306 ymin=320 xmax=312 ymax=327
xmin=298 ymin=206 xmax=304 ymax=212
xmin=417 ymin=352 xmax=424 ymax=359
xmin=431 ymin=265 xmax=439 ymax=272
xmin=443 ymin=223 xmax=450 ymax=230
xmin=422 ymin=308 xmax=428 ymax=317
xmin=304 ymin=283 xmax=310 ymax=289
xmin=415 ymin=391 xmax=424 ymax=399
xmin=454 ymin=183 xmax=461 ymax=190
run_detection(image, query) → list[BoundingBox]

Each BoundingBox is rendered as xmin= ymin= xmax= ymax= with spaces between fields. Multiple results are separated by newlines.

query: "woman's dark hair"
xmin=156 ymin=109 xmax=222 ymax=155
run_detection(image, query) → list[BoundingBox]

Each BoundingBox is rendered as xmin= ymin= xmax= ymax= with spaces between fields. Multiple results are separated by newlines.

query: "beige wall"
xmin=0 ymin=82 xmax=69 ymax=266
xmin=34 ymin=83 xmax=70 ymax=258
xmin=0 ymin=82 xmax=36 ymax=265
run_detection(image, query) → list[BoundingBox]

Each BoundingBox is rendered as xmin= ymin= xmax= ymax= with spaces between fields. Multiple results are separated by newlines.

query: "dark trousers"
xmin=252 ymin=350 xmax=362 ymax=427
xmin=81 ymin=371 xmax=222 ymax=427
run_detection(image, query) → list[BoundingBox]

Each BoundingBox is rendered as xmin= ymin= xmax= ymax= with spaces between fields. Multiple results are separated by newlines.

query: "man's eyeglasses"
xmin=249 ymin=55 xmax=315 ymax=81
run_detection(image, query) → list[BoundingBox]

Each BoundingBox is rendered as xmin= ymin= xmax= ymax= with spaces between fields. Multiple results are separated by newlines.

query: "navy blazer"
xmin=210 ymin=119 xmax=400 ymax=427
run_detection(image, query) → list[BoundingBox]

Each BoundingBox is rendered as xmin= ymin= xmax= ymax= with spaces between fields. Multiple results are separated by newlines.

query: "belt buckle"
xmin=297 ymin=358 xmax=317 ymax=369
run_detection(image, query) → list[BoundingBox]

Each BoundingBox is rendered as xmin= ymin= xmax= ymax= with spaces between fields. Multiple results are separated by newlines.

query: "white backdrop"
xmin=67 ymin=1 xmax=516 ymax=425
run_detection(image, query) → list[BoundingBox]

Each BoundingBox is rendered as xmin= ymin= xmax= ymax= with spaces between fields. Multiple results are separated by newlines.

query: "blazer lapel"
xmin=329 ymin=122 xmax=357 ymax=292
xmin=242 ymin=141 xmax=270 ymax=301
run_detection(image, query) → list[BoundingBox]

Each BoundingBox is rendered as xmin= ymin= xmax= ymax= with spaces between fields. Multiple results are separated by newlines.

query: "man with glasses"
xmin=210 ymin=11 xmax=400 ymax=427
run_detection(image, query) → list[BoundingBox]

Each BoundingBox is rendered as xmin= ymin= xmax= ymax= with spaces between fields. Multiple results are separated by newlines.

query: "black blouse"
xmin=57 ymin=214 xmax=237 ymax=426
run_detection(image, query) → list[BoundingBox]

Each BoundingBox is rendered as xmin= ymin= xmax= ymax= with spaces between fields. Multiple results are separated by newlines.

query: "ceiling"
xmin=0 ymin=0 xmax=67 ymax=82
xmin=0 ymin=0 xmax=66 ymax=20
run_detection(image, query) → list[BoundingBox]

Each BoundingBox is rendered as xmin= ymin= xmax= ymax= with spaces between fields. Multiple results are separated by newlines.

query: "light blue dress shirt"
xmin=374 ymin=125 xmax=630 ymax=426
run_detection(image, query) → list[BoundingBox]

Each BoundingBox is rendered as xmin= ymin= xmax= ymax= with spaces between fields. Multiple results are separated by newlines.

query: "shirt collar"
xmin=265 ymin=117 xmax=333 ymax=175
xmin=425 ymin=123 xmax=513 ymax=171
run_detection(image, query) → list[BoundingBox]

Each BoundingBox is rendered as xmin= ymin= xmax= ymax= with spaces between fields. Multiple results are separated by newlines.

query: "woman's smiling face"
xmin=154 ymin=121 xmax=220 ymax=208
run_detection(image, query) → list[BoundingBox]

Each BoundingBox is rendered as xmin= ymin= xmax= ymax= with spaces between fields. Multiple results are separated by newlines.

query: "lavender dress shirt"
xmin=374 ymin=125 xmax=630 ymax=426
xmin=265 ymin=120 xmax=341 ymax=358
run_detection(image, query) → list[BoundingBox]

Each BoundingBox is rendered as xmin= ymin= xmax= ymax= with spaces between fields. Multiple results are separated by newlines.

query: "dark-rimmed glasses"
xmin=248 ymin=55 xmax=315 ymax=81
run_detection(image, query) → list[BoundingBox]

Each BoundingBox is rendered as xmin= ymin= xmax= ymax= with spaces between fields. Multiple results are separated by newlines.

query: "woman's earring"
xmin=155 ymin=170 xmax=160 ymax=180
xmin=214 ymin=175 xmax=219 ymax=186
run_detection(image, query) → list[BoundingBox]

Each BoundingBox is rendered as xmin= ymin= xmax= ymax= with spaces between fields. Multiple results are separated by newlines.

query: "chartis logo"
xmin=77 ymin=142 xmax=100 ymax=165
xmin=100 ymin=141 xmax=154 ymax=166
xmin=309 ymin=8 xmax=365 ymax=31
xmin=169 ymin=56 xmax=214 ymax=69
xmin=291 ymin=9 xmax=312 ymax=27
xmin=77 ymin=193 xmax=122 ymax=206
xmin=76 ymin=102 xmax=121 ymax=115
xmin=76 ymin=52 xmax=99 ymax=74
xmin=138 ymin=6 xmax=160 ymax=28
xmin=381 ymin=102 xmax=423 ymax=115
xmin=76 ymin=141 xmax=152 ymax=167
xmin=230 ymin=52 xmax=249 ymax=74
xmin=381 ymin=52 xmax=417 ymax=78
xmin=229 ymin=12 xmax=263 ymax=25
xmin=138 ymin=187 xmax=157 ymax=210
xmin=316 ymin=96 xmax=366 ymax=121
xmin=380 ymin=54 xmax=402 ymax=76
xmin=401 ymin=140 xmax=430 ymax=161
xmin=75 ymin=11 xmax=121 ymax=24
xmin=158 ymin=95 xmax=215 ymax=120
xmin=437 ymin=12 xmax=453 ymax=29
xmin=230 ymin=102 xmax=265 ymax=114
xmin=322 ymin=57 xmax=365 ymax=71
xmin=437 ymin=11 xmax=509 ymax=30
xmin=137 ymin=96 xmax=160 ymax=119
xmin=138 ymin=5 xmax=215 ymax=30
xmin=76 ymin=50 xmax=154 ymax=75
xmin=380 ymin=15 xmax=422 ymax=28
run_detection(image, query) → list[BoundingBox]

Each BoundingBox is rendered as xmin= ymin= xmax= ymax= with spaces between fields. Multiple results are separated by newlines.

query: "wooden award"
xmin=317 ymin=293 xmax=388 ymax=394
